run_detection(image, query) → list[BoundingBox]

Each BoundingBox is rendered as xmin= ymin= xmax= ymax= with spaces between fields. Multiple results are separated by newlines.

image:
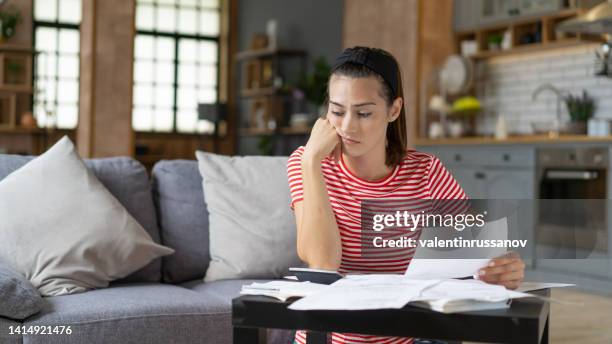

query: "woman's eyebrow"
xmin=329 ymin=101 xmax=376 ymax=108
xmin=353 ymin=102 xmax=376 ymax=107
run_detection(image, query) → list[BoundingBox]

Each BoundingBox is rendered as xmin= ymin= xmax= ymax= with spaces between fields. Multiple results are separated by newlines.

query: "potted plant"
xmin=563 ymin=90 xmax=596 ymax=135
xmin=0 ymin=7 xmax=21 ymax=42
xmin=299 ymin=56 xmax=331 ymax=118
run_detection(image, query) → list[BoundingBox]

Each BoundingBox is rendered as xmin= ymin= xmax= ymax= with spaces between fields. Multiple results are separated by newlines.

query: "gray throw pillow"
xmin=195 ymin=151 xmax=303 ymax=282
xmin=0 ymin=258 xmax=43 ymax=320
xmin=0 ymin=136 xmax=174 ymax=296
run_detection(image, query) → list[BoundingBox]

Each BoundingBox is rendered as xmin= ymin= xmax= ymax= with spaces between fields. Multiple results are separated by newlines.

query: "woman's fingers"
xmin=477 ymin=252 xmax=525 ymax=289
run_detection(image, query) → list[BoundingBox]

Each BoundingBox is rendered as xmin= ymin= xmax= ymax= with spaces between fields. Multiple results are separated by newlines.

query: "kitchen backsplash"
xmin=474 ymin=44 xmax=612 ymax=135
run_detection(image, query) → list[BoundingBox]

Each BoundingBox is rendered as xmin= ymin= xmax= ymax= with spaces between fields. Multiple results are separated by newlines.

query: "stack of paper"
xmin=240 ymin=281 xmax=327 ymax=302
xmin=240 ymin=277 xmax=574 ymax=314
xmin=289 ymin=275 xmax=444 ymax=311
xmin=288 ymin=275 xmax=532 ymax=312
xmin=409 ymin=278 xmax=528 ymax=313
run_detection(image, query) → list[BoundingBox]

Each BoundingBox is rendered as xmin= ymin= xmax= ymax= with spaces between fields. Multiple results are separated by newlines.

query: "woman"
xmin=287 ymin=46 xmax=525 ymax=344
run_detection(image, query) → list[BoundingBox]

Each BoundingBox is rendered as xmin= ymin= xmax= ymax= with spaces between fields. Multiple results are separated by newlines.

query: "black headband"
xmin=331 ymin=47 xmax=399 ymax=96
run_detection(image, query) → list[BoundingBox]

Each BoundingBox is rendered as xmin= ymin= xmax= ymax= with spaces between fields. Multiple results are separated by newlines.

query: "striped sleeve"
xmin=287 ymin=146 xmax=305 ymax=210
xmin=427 ymin=156 xmax=469 ymax=215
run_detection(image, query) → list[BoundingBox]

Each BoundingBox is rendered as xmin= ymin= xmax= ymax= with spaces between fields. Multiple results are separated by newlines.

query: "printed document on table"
xmin=405 ymin=217 xmax=508 ymax=279
xmin=288 ymin=275 xmax=442 ymax=311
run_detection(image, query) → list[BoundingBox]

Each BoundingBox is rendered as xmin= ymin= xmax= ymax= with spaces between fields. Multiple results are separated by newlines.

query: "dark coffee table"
xmin=232 ymin=289 xmax=550 ymax=344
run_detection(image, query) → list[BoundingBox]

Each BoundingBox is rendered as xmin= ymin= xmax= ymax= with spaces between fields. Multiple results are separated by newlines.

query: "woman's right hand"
xmin=303 ymin=117 xmax=340 ymax=163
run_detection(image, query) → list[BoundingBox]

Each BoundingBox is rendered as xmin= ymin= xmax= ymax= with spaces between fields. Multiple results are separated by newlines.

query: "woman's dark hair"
xmin=327 ymin=46 xmax=407 ymax=168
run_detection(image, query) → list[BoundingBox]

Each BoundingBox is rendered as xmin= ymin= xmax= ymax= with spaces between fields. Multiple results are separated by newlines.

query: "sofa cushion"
xmin=0 ymin=153 xmax=163 ymax=284
xmin=0 ymin=137 xmax=173 ymax=296
xmin=151 ymin=160 xmax=210 ymax=284
xmin=0 ymin=258 xmax=43 ymax=320
xmin=195 ymin=152 xmax=302 ymax=282
xmin=0 ymin=316 xmax=21 ymax=344
xmin=22 ymin=283 xmax=231 ymax=344
xmin=181 ymin=279 xmax=295 ymax=344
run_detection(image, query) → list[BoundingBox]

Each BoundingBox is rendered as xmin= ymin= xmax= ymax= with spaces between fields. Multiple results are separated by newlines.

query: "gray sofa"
xmin=0 ymin=155 xmax=293 ymax=344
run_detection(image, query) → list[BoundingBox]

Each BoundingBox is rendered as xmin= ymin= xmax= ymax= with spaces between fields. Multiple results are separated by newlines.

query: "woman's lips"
xmin=342 ymin=137 xmax=360 ymax=144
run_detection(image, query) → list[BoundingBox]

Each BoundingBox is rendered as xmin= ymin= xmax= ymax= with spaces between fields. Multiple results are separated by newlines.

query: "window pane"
xmin=57 ymin=80 xmax=78 ymax=103
xmin=56 ymin=104 xmax=78 ymax=128
xmin=39 ymin=79 xmax=57 ymax=105
xmin=155 ymin=37 xmax=175 ymax=62
xmin=177 ymin=88 xmax=197 ymax=109
xmin=199 ymin=41 xmax=218 ymax=63
xmin=134 ymin=61 xmax=154 ymax=83
xmin=58 ymin=0 xmax=81 ymax=24
xmin=45 ymin=55 xmax=58 ymax=77
xmin=36 ymin=53 xmax=55 ymax=78
xmin=176 ymin=110 xmax=197 ymax=133
xmin=154 ymin=86 xmax=174 ymax=108
xmin=134 ymin=84 xmax=153 ymax=106
xmin=178 ymin=64 xmax=197 ymax=86
xmin=179 ymin=39 xmax=197 ymax=63
xmin=156 ymin=6 xmax=176 ymax=33
xmin=135 ymin=35 xmax=155 ymax=59
xmin=199 ymin=10 xmax=219 ymax=36
xmin=178 ymin=8 xmax=197 ymax=34
xmin=136 ymin=4 xmax=155 ymax=30
xmin=154 ymin=108 xmax=173 ymax=131
xmin=198 ymin=88 xmax=216 ymax=103
xmin=199 ymin=0 xmax=220 ymax=9
xmin=58 ymin=55 xmax=79 ymax=79
xmin=59 ymin=29 xmax=79 ymax=54
xmin=36 ymin=28 xmax=57 ymax=53
xmin=155 ymin=62 xmax=174 ymax=84
xmin=35 ymin=0 xmax=58 ymax=21
xmin=158 ymin=0 xmax=176 ymax=5
xmin=198 ymin=65 xmax=216 ymax=87
xmin=133 ymin=107 xmax=153 ymax=131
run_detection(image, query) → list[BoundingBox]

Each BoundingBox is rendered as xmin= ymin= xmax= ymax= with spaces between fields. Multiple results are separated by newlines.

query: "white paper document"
xmin=289 ymin=275 xmax=442 ymax=311
xmin=288 ymin=275 xmax=532 ymax=311
xmin=405 ymin=217 xmax=509 ymax=279
xmin=240 ymin=281 xmax=327 ymax=302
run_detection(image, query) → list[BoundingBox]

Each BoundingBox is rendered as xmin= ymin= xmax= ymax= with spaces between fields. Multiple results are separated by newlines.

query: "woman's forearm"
xmin=298 ymin=156 xmax=342 ymax=270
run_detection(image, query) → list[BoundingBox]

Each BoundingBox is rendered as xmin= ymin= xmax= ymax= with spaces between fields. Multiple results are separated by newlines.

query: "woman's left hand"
xmin=475 ymin=251 xmax=525 ymax=290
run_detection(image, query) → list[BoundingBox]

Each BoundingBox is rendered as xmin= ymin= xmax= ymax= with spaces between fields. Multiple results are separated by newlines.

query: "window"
xmin=33 ymin=0 xmax=81 ymax=129
xmin=133 ymin=0 xmax=221 ymax=133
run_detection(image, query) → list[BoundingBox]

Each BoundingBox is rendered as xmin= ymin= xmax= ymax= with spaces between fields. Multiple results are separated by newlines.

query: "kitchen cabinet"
xmin=419 ymin=146 xmax=536 ymax=200
xmin=454 ymin=0 xmax=571 ymax=32
xmin=418 ymin=145 xmax=537 ymax=267
xmin=453 ymin=0 xmax=478 ymax=31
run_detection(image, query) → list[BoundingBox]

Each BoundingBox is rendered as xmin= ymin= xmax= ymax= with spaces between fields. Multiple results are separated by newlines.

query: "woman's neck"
xmin=342 ymin=149 xmax=392 ymax=182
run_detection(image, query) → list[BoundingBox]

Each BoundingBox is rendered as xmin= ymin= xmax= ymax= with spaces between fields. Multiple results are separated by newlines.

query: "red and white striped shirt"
xmin=287 ymin=146 xmax=467 ymax=344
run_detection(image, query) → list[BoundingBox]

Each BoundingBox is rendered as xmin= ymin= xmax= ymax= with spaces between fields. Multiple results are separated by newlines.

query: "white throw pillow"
xmin=195 ymin=151 xmax=302 ymax=282
xmin=0 ymin=136 xmax=174 ymax=296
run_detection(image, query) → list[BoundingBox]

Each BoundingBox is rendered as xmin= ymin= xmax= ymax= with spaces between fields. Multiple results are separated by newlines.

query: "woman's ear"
xmin=388 ymin=97 xmax=403 ymax=122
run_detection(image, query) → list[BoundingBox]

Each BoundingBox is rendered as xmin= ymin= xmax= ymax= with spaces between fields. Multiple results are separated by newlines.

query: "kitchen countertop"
xmin=415 ymin=135 xmax=612 ymax=146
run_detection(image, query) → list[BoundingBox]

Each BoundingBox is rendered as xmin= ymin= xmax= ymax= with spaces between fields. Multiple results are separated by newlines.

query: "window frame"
xmin=134 ymin=1 xmax=222 ymax=134
xmin=32 ymin=11 xmax=81 ymax=129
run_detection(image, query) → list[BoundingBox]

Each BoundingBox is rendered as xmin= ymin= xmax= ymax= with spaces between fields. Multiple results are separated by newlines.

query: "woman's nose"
xmin=341 ymin=114 xmax=357 ymax=134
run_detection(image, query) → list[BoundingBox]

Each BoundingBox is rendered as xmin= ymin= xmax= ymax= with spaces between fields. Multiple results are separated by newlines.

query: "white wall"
xmin=473 ymin=44 xmax=612 ymax=135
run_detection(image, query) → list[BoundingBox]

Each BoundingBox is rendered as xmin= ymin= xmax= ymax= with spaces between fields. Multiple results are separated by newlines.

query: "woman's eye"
xmin=331 ymin=111 xmax=344 ymax=116
xmin=358 ymin=112 xmax=372 ymax=117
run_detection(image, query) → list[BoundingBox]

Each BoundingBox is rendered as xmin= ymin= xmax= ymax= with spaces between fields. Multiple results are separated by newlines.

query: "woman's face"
xmin=327 ymin=74 xmax=402 ymax=160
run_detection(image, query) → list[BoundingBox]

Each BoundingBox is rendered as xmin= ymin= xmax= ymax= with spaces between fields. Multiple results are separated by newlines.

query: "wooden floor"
xmin=464 ymin=288 xmax=612 ymax=344
xmin=549 ymin=288 xmax=612 ymax=344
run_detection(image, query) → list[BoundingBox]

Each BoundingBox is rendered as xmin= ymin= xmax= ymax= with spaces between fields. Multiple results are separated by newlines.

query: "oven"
xmin=536 ymin=147 xmax=608 ymax=262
